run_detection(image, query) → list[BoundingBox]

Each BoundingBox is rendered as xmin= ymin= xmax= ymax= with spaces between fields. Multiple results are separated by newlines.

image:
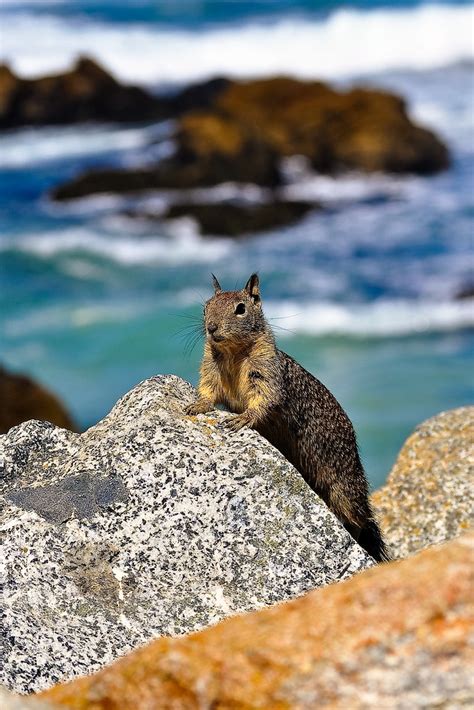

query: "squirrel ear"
xmin=211 ymin=273 xmax=222 ymax=294
xmin=244 ymin=273 xmax=260 ymax=304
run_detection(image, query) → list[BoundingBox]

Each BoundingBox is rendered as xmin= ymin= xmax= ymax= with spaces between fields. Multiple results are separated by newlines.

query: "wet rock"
xmin=136 ymin=199 xmax=317 ymax=236
xmin=51 ymin=115 xmax=281 ymax=200
xmin=372 ymin=406 xmax=474 ymax=559
xmin=0 ymin=57 xmax=165 ymax=128
xmin=0 ymin=365 xmax=75 ymax=434
xmin=166 ymin=76 xmax=232 ymax=116
xmin=39 ymin=533 xmax=474 ymax=710
xmin=455 ymin=284 xmax=474 ymax=300
xmin=0 ymin=375 xmax=372 ymax=694
xmin=214 ymin=77 xmax=450 ymax=174
xmin=50 ymin=75 xmax=449 ymax=202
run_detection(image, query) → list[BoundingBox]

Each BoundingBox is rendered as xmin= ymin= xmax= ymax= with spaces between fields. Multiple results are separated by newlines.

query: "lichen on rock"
xmin=372 ymin=406 xmax=474 ymax=558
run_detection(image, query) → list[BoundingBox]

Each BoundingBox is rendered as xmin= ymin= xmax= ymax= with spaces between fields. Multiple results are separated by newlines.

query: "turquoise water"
xmin=1 ymin=1 xmax=473 ymax=488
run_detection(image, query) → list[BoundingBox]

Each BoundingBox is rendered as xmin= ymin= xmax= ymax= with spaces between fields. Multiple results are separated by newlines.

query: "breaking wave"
xmin=266 ymin=298 xmax=474 ymax=337
xmin=2 ymin=5 xmax=473 ymax=84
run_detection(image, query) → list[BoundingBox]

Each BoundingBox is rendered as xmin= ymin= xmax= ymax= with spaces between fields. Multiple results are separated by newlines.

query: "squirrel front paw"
xmin=184 ymin=399 xmax=213 ymax=416
xmin=223 ymin=412 xmax=253 ymax=432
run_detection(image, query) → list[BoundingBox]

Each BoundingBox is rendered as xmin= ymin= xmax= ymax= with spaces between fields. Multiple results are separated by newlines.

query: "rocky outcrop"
xmin=190 ymin=78 xmax=450 ymax=175
xmin=0 ymin=58 xmax=165 ymax=128
xmin=0 ymin=375 xmax=372 ymax=694
xmin=455 ymin=284 xmax=474 ymax=300
xmin=131 ymin=199 xmax=317 ymax=236
xmin=0 ymin=365 xmax=75 ymax=434
xmin=50 ymin=72 xmax=449 ymax=205
xmin=38 ymin=533 xmax=474 ymax=709
xmin=372 ymin=407 xmax=473 ymax=559
xmin=0 ymin=63 xmax=234 ymax=131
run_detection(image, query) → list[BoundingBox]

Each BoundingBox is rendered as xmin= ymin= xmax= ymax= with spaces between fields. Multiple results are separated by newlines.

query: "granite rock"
xmin=39 ymin=533 xmax=474 ymax=710
xmin=0 ymin=375 xmax=372 ymax=694
xmin=372 ymin=407 xmax=474 ymax=558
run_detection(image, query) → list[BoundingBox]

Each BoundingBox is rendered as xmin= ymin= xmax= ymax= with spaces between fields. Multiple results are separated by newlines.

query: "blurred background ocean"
xmin=0 ymin=0 xmax=473 ymax=487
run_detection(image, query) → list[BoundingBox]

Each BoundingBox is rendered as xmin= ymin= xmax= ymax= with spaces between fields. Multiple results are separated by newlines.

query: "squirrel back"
xmin=185 ymin=273 xmax=390 ymax=562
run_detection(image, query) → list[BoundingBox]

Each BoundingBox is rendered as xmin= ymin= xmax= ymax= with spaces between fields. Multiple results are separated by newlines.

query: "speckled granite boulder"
xmin=0 ymin=375 xmax=372 ymax=694
xmin=39 ymin=534 xmax=474 ymax=710
xmin=372 ymin=407 xmax=474 ymax=559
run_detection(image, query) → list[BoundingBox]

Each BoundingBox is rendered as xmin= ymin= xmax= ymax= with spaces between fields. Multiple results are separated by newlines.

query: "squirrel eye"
xmin=235 ymin=303 xmax=246 ymax=315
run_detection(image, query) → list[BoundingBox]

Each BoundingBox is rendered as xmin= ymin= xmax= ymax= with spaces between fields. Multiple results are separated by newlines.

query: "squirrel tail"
xmin=357 ymin=517 xmax=391 ymax=562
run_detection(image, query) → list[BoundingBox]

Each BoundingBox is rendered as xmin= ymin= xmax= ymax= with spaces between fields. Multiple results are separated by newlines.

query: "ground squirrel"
xmin=185 ymin=273 xmax=389 ymax=562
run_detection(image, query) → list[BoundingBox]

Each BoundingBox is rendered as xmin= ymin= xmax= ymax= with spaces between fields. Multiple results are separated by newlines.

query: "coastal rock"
xmin=51 ymin=115 xmax=281 ymax=200
xmin=0 ymin=365 xmax=75 ymax=435
xmin=372 ymin=407 xmax=474 ymax=559
xmin=455 ymin=284 xmax=474 ymax=300
xmin=0 ymin=57 xmax=164 ymax=128
xmin=39 ymin=533 xmax=474 ymax=709
xmin=133 ymin=199 xmax=316 ymax=236
xmin=51 ymin=74 xmax=449 ymax=204
xmin=0 ymin=375 xmax=372 ymax=694
xmin=214 ymin=78 xmax=450 ymax=174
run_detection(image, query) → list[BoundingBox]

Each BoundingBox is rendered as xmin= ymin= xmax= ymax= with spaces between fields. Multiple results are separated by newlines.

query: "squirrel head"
xmin=204 ymin=273 xmax=267 ymax=350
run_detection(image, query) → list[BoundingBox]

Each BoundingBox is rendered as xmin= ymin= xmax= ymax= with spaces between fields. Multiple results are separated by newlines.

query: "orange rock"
xmin=372 ymin=407 xmax=474 ymax=558
xmin=39 ymin=533 xmax=474 ymax=709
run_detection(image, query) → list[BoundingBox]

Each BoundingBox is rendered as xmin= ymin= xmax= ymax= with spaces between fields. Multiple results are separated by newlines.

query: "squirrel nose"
xmin=207 ymin=322 xmax=218 ymax=334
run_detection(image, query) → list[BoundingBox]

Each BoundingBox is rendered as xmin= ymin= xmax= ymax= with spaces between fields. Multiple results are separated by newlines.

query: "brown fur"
xmin=186 ymin=274 xmax=390 ymax=562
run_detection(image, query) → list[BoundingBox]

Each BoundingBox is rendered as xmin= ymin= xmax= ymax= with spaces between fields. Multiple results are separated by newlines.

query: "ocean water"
xmin=1 ymin=0 xmax=473 ymax=487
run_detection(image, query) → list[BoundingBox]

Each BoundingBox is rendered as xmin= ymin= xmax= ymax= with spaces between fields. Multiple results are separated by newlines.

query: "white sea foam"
xmin=280 ymin=162 xmax=413 ymax=203
xmin=266 ymin=299 xmax=474 ymax=337
xmin=0 ymin=123 xmax=169 ymax=169
xmin=1 ymin=224 xmax=233 ymax=265
xmin=2 ymin=5 xmax=473 ymax=84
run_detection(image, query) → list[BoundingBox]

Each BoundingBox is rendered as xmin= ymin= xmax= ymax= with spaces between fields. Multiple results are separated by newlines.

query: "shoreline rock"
xmin=129 ymin=199 xmax=318 ymax=237
xmin=0 ymin=365 xmax=75 ymax=435
xmin=44 ymin=63 xmax=449 ymax=211
xmin=0 ymin=58 xmax=165 ymax=129
xmin=38 ymin=533 xmax=474 ymax=709
xmin=372 ymin=406 xmax=474 ymax=558
xmin=0 ymin=375 xmax=372 ymax=694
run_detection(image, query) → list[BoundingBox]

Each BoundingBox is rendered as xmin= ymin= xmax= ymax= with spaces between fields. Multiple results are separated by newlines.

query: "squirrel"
xmin=185 ymin=273 xmax=390 ymax=562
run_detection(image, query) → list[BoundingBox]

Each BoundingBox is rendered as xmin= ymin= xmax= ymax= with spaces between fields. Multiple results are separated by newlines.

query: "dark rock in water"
xmin=51 ymin=75 xmax=449 ymax=203
xmin=0 ymin=365 xmax=75 ymax=434
xmin=455 ymin=284 xmax=474 ymax=300
xmin=0 ymin=375 xmax=372 ymax=693
xmin=167 ymin=76 xmax=232 ymax=115
xmin=51 ymin=116 xmax=281 ymax=200
xmin=162 ymin=200 xmax=317 ymax=236
xmin=211 ymin=78 xmax=450 ymax=175
xmin=0 ymin=57 xmax=166 ymax=128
